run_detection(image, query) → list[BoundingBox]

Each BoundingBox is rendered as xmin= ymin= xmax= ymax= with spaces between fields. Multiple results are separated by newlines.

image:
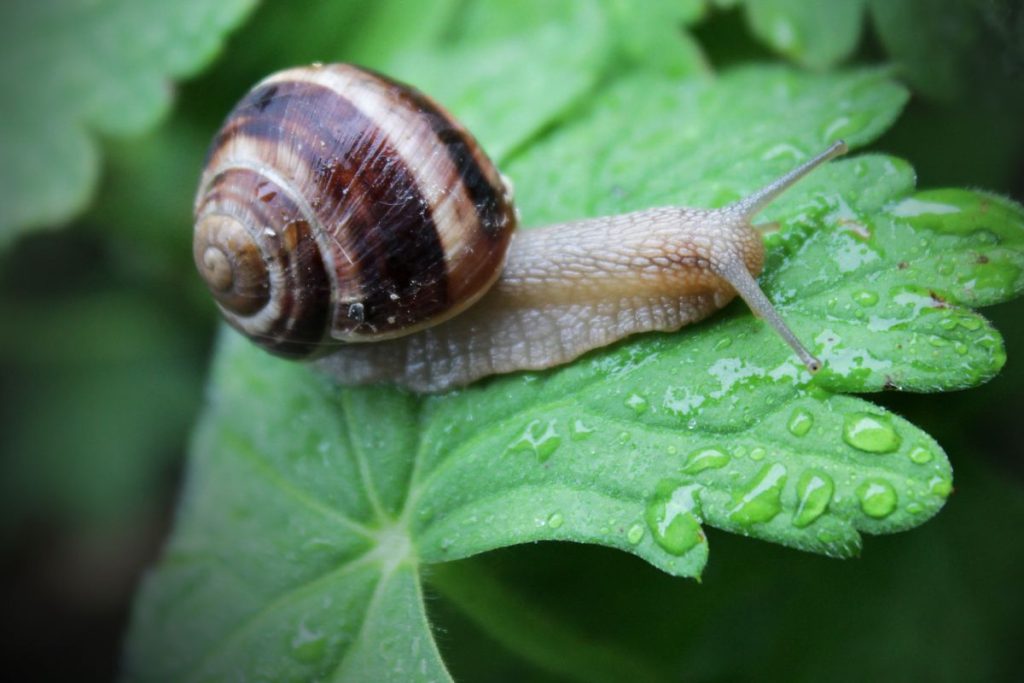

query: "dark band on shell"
xmin=193 ymin=63 xmax=518 ymax=357
xmin=194 ymin=167 xmax=331 ymax=357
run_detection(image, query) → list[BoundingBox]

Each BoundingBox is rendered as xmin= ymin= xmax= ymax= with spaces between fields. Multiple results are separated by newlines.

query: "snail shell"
xmin=194 ymin=62 xmax=846 ymax=392
xmin=193 ymin=63 xmax=517 ymax=358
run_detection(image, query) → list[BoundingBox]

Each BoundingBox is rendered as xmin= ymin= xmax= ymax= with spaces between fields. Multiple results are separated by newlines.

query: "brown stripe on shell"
xmin=315 ymin=64 xmax=517 ymax=329
xmin=367 ymin=66 xmax=517 ymax=240
xmin=202 ymin=78 xmax=453 ymax=339
xmin=196 ymin=168 xmax=332 ymax=357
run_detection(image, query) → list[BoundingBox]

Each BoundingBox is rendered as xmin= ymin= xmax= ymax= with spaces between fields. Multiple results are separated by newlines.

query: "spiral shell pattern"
xmin=193 ymin=63 xmax=518 ymax=358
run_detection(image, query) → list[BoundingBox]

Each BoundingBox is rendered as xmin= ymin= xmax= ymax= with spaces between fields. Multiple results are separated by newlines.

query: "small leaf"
xmin=0 ymin=0 xmax=256 ymax=244
xmin=741 ymin=0 xmax=866 ymax=69
xmin=383 ymin=0 xmax=615 ymax=161
xmin=869 ymin=0 xmax=983 ymax=100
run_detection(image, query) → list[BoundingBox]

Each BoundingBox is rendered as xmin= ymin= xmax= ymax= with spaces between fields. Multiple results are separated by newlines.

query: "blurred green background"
xmin=1 ymin=1 xmax=1022 ymax=681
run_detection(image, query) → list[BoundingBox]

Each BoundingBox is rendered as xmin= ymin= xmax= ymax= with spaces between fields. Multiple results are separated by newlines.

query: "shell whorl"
xmin=193 ymin=63 xmax=518 ymax=358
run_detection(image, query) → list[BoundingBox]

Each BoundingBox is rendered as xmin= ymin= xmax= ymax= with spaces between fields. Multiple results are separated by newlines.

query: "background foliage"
xmin=1 ymin=0 xmax=1022 ymax=681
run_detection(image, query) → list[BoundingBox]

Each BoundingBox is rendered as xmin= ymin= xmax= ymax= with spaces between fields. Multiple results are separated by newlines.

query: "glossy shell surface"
xmin=193 ymin=63 xmax=517 ymax=357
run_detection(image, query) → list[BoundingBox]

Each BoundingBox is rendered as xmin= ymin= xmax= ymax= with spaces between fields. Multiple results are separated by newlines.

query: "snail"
xmin=194 ymin=63 xmax=847 ymax=393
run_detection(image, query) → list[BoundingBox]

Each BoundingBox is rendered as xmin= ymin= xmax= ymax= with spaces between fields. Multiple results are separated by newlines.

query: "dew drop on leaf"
xmin=625 ymin=393 xmax=649 ymax=415
xmin=821 ymin=115 xmax=853 ymax=140
xmin=817 ymin=529 xmax=839 ymax=544
xmin=507 ymin=419 xmax=562 ymax=462
xmin=842 ymin=412 xmax=901 ymax=453
xmin=570 ymin=419 xmax=594 ymax=441
xmin=289 ymin=622 xmax=327 ymax=663
xmin=909 ymin=445 xmax=935 ymax=464
xmin=889 ymin=197 xmax=962 ymax=217
xmin=645 ymin=479 xmax=704 ymax=556
xmin=852 ymin=289 xmax=879 ymax=307
xmin=729 ymin=463 xmax=787 ymax=525
xmin=787 ymin=409 xmax=814 ymax=437
xmin=856 ymin=479 xmax=898 ymax=518
xmin=958 ymin=315 xmax=983 ymax=331
xmin=793 ymin=469 xmax=834 ymax=528
xmin=929 ymin=475 xmax=953 ymax=498
xmin=750 ymin=446 xmax=767 ymax=461
xmin=547 ymin=512 xmax=564 ymax=529
xmin=682 ymin=446 xmax=731 ymax=474
xmin=906 ymin=502 xmax=925 ymax=514
xmin=626 ymin=523 xmax=645 ymax=545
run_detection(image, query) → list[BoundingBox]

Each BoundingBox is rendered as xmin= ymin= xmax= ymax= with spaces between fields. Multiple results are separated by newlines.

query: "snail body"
xmin=194 ymin=63 xmax=846 ymax=392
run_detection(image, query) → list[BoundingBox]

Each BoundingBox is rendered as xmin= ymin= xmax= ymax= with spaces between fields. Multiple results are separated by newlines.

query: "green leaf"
xmin=0 ymin=0 xmax=256 ymax=245
xmin=740 ymin=0 xmax=866 ymax=69
xmin=727 ymin=0 xmax=1022 ymax=102
xmin=382 ymin=0 xmax=616 ymax=162
xmin=868 ymin=0 xmax=985 ymax=100
xmin=505 ymin=66 xmax=907 ymax=222
xmin=124 ymin=51 xmax=1024 ymax=678
xmin=430 ymin=452 xmax=1024 ymax=682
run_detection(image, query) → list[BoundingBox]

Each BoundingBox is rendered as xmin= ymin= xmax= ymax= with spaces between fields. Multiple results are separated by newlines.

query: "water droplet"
xmin=750 ymin=446 xmax=767 ymax=461
xmin=953 ymin=341 xmax=968 ymax=355
xmin=787 ymin=409 xmax=814 ymax=437
xmin=959 ymin=316 xmax=982 ymax=331
xmin=618 ymin=431 xmax=631 ymax=444
xmin=842 ymin=412 xmax=901 ymax=453
xmin=906 ymin=502 xmax=924 ymax=514
xmin=570 ymin=419 xmax=593 ymax=441
xmin=928 ymin=335 xmax=949 ymax=348
xmin=625 ymin=393 xmax=649 ymax=415
xmin=627 ymin=523 xmax=645 ymax=545
xmin=929 ymin=475 xmax=953 ymax=498
xmin=682 ymin=446 xmax=731 ymax=474
xmin=909 ymin=445 xmax=934 ymax=464
xmin=730 ymin=463 xmax=787 ymax=525
xmin=822 ymin=115 xmax=854 ymax=140
xmin=856 ymin=479 xmax=897 ymax=518
xmin=713 ymin=336 xmax=733 ymax=351
xmin=793 ymin=470 xmax=834 ymax=528
xmin=290 ymin=622 xmax=327 ymax=663
xmin=645 ymin=479 xmax=704 ymax=556
xmin=816 ymin=529 xmax=840 ymax=544
xmin=507 ymin=419 xmax=562 ymax=462
xmin=939 ymin=316 xmax=958 ymax=330
xmin=889 ymin=197 xmax=962 ymax=218
xmin=547 ymin=513 xmax=564 ymax=529
xmin=852 ymin=290 xmax=878 ymax=307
